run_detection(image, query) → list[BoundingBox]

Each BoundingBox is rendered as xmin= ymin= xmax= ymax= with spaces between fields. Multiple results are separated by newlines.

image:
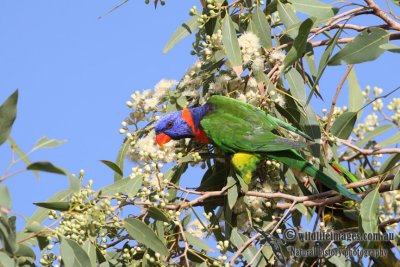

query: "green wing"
xmin=201 ymin=96 xmax=309 ymax=153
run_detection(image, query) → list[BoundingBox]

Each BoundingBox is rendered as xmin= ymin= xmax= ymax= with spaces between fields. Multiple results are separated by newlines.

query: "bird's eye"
xmin=166 ymin=121 xmax=174 ymax=130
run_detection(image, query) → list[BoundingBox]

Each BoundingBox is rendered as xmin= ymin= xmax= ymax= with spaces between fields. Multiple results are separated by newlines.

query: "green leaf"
xmin=33 ymin=201 xmax=70 ymax=211
xmin=124 ymin=218 xmax=169 ymax=256
xmin=330 ymin=112 xmax=358 ymax=139
xmin=0 ymin=185 xmax=11 ymax=210
xmin=114 ymin=139 xmax=130 ymax=181
xmin=355 ymin=125 xmax=393 ymax=147
xmin=284 ymin=18 xmax=315 ymax=69
xmin=251 ymin=6 xmax=272 ymax=49
xmin=348 ymin=69 xmax=363 ymax=119
xmin=307 ymin=27 xmax=343 ymax=104
xmin=378 ymin=132 xmax=400 ymax=147
xmin=185 ymin=231 xmax=213 ymax=252
xmin=100 ymin=160 xmax=123 ymax=176
xmin=359 ymin=189 xmax=380 ymax=233
xmin=83 ymin=240 xmax=97 ymax=267
xmin=380 ymin=43 xmax=400 ymax=53
xmin=230 ymin=228 xmax=266 ymax=265
xmin=27 ymin=161 xmax=66 ymax=175
xmin=147 ymin=207 xmax=170 ymax=222
xmin=163 ymin=17 xmax=198 ymax=54
xmin=329 ymin=28 xmax=389 ymax=65
xmin=0 ymin=90 xmax=18 ymax=146
xmin=0 ymin=217 xmax=17 ymax=255
xmin=60 ymin=238 xmax=93 ymax=267
xmin=379 ymin=153 xmax=400 ymax=174
xmin=292 ymin=0 xmax=336 ymax=20
xmin=33 ymin=136 xmax=67 ymax=150
xmin=0 ymin=251 xmax=16 ymax=267
xmin=391 ymin=168 xmax=400 ymax=190
xmin=285 ymin=67 xmax=306 ymax=106
xmin=393 ymin=0 xmax=400 ymax=6
xmin=15 ymin=243 xmax=36 ymax=259
xmin=7 ymin=137 xmax=39 ymax=179
xmin=227 ymin=176 xmax=238 ymax=209
xmin=277 ymin=1 xmax=300 ymax=31
xmin=100 ymin=177 xmax=142 ymax=197
xmin=222 ymin=14 xmax=243 ymax=76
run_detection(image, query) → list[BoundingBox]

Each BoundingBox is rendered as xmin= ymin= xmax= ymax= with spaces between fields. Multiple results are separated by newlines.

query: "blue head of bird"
xmin=154 ymin=111 xmax=193 ymax=146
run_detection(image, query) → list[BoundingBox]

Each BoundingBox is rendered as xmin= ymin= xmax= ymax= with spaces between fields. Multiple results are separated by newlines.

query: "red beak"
xmin=156 ymin=133 xmax=172 ymax=147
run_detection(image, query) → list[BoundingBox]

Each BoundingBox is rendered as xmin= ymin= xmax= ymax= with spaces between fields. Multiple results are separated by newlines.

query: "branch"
xmin=364 ymin=0 xmax=400 ymax=31
xmin=339 ymin=138 xmax=400 ymax=161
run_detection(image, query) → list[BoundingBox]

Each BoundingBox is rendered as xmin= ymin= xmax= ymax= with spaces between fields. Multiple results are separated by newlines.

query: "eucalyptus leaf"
xmin=379 ymin=153 xmax=400 ymax=174
xmin=0 ymin=185 xmax=11 ymax=210
xmin=163 ymin=16 xmax=198 ymax=54
xmin=251 ymin=6 xmax=272 ymax=49
xmin=348 ymin=69 xmax=363 ymax=119
xmin=359 ymin=189 xmax=380 ymax=233
xmin=329 ymin=28 xmax=389 ymax=65
xmin=222 ymin=14 xmax=243 ymax=76
xmin=0 ymin=251 xmax=16 ymax=267
xmin=114 ymin=139 xmax=130 ymax=181
xmin=391 ymin=168 xmax=400 ymax=190
xmin=124 ymin=218 xmax=169 ymax=256
xmin=100 ymin=177 xmax=142 ymax=197
xmin=378 ymin=132 xmax=400 ymax=147
xmin=7 ymin=137 xmax=39 ymax=179
xmin=277 ymin=1 xmax=300 ymax=31
xmin=380 ymin=43 xmax=400 ymax=53
xmin=185 ymin=231 xmax=213 ymax=251
xmin=227 ymin=176 xmax=238 ymax=209
xmin=0 ymin=90 xmax=18 ymax=146
xmin=292 ymin=0 xmax=336 ymax=20
xmin=284 ymin=18 xmax=315 ymax=69
xmin=83 ymin=240 xmax=97 ymax=267
xmin=230 ymin=228 xmax=266 ymax=265
xmin=355 ymin=125 xmax=393 ymax=147
xmin=285 ymin=67 xmax=306 ymax=106
xmin=330 ymin=112 xmax=358 ymax=139
xmin=33 ymin=136 xmax=66 ymax=150
xmin=33 ymin=201 xmax=70 ymax=211
xmin=60 ymin=238 xmax=93 ymax=267
xmin=27 ymin=161 xmax=66 ymax=175
xmin=147 ymin=207 xmax=170 ymax=222
xmin=100 ymin=160 xmax=123 ymax=176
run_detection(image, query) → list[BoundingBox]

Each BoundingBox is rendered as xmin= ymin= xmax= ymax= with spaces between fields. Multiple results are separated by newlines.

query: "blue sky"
xmin=0 ymin=0 xmax=399 ymax=232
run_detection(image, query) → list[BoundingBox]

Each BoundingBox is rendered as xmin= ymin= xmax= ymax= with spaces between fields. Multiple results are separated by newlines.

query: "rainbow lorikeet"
xmin=154 ymin=95 xmax=361 ymax=202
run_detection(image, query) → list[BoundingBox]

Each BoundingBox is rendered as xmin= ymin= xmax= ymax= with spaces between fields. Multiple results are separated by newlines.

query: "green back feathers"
xmin=201 ymin=96 xmax=309 ymax=153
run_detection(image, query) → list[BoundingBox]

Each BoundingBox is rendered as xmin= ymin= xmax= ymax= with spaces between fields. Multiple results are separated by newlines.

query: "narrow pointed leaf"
xmin=378 ymin=132 xmax=400 ymax=147
xmin=292 ymin=0 xmax=336 ymax=20
xmin=33 ymin=136 xmax=67 ymax=150
xmin=33 ymin=201 xmax=70 ymax=211
xmin=185 ymin=231 xmax=213 ymax=251
xmin=329 ymin=28 xmax=389 ymax=65
xmin=355 ymin=125 xmax=393 ymax=147
xmin=100 ymin=160 xmax=123 ymax=176
xmin=27 ymin=161 xmax=66 ymax=175
xmin=125 ymin=218 xmax=169 ymax=256
xmin=277 ymin=1 xmax=300 ymax=30
xmin=348 ymin=69 xmax=363 ymax=119
xmin=251 ymin=6 xmax=272 ymax=49
xmin=163 ymin=17 xmax=198 ymax=54
xmin=60 ymin=238 xmax=93 ymax=267
xmin=379 ymin=153 xmax=400 ymax=174
xmin=284 ymin=18 xmax=315 ymax=69
xmin=222 ymin=14 xmax=243 ymax=76
xmin=360 ymin=189 xmax=380 ymax=233
xmin=83 ymin=240 xmax=97 ymax=267
xmin=285 ymin=67 xmax=306 ymax=106
xmin=0 ymin=185 xmax=11 ymax=210
xmin=380 ymin=43 xmax=400 ymax=53
xmin=0 ymin=90 xmax=18 ymax=146
xmin=148 ymin=207 xmax=170 ymax=222
xmin=7 ymin=137 xmax=39 ymax=179
xmin=100 ymin=176 xmax=142 ymax=197
xmin=114 ymin=139 xmax=130 ymax=181
xmin=330 ymin=112 xmax=357 ymax=139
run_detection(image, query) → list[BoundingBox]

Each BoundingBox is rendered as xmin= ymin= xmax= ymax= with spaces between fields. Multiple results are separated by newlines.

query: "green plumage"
xmin=200 ymin=96 xmax=361 ymax=202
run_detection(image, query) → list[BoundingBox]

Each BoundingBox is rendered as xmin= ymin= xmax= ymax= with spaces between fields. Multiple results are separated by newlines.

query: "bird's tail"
xmin=265 ymin=151 xmax=362 ymax=202
xmin=266 ymin=115 xmax=313 ymax=141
